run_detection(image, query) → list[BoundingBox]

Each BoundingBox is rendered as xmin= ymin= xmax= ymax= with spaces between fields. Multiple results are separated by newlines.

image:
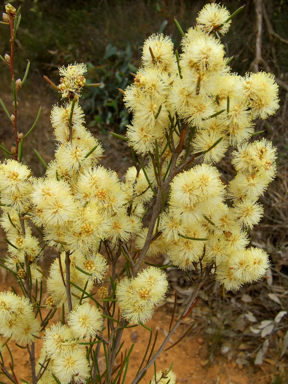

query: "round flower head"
xmin=150 ymin=369 xmax=176 ymax=384
xmin=219 ymin=247 xmax=269 ymax=290
xmin=117 ymin=267 xmax=168 ymax=323
xmin=127 ymin=121 xmax=161 ymax=155
xmin=58 ymin=63 xmax=87 ymax=99
xmin=32 ymin=179 xmax=77 ymax=227
xmin=196 ymin=3 xmax=231 ymax=35
xmin=232 ymin=199 xmax=263 ymax=229
xmin=192 ymin=131 xmax=229 ymax=163
xmin=75 ymin=166 xmax=126 ymax=211
xmin=0 ymin=160 xmax=33 ymax=212
xmin=232 ymin=139 xmax=277 ymax=174
xmin=44 ymin=322 xmax=77 ymax=358
xmin=68 ymin=302 xmax=103 ymax=339
xmin=170 ymin=164 xmax=225 ymax=209
xmin=52 ymin=349 xmax=90 ymax=384
xmin=132 ymin=67 xmax=170 ymax=104
xmin=241 ymin=72 xmax=279 ymax=119
xmin=167 ymin=225 xmax=208 ymax=270
xmin=142 ymin=34 xmax=176 ymax=73
xmin=0 ymin=292 xmax=40 ymax=345
xmin=116 ymin=277 xmax=154 ymax=324
xmin=80 ymin=253 xmax=108 ymax=282
xmin=181 ymin=29 xmax=226 ymax=75
xmin=51 ymin=103 xmax=85 ymax=143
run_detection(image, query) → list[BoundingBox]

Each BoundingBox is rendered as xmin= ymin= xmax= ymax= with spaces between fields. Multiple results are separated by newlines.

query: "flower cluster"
xmin=116 ymin=267 xmax=168 ymax=323
xmin=0 ymin=292 xmax=40 ymax=345
xmin=124 ymin=3 xmax=278 ymax=291
xmin=0 ymin=2 xmax=280 ymax=382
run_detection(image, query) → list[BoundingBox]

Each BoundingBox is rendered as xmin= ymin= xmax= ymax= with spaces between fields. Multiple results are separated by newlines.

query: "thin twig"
xmin=131 ymin=272 xmax=210 ymax=384
xmin=65 ymin=251 xmax=73 ymax=313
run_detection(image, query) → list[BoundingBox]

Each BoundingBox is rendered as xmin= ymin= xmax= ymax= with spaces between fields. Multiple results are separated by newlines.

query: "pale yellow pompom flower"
xmin=80 ymin=253 xmax=108 ymax=282
xmin=181 ymin=29 xmax=225 ymax=75
xmin=51 ymin=103 xmax=85 ymax=143
xmin=68 ymin=302 xmax=103 ymax=339
xmin=192 ymin=131 xmax=229 ymax=163
xmin=32 ymin=179 xmax=77 ymax=226
xmin=51 ymin=349 xmax=89 ymax=384
xmin=167 ymin=225 xmax=208 ymax=270
xmin=75 ymin=166 xmax=126 ymax=211
xmin=127 ymin=122 xmax=160 ymax=155
xmin=116 ymin=278 xmax=154 ymax=324
xmin=150 ymin=369 xmax=176 ymax=384
xmin=241 ymin=72 xmax=279 ymax=119
xmin=58 ymin=63 xmax=87 ymax=99
xmin=196 ymin=3 xmax=231 ymax=35
xmin=133 ymin=96 xmax=169 ymax=130
xmin=0 ymin=292 xmax=40 ymax=345
xmin=0 ymin=160 xmax=33 ymax=212
xmin=228 ymin=170 xmax=275 ymax=201
xmin=44 ymin=322 xmax=78 ymax=358
xmin=232 ymin=139 xmax=277 ymax=174
xmin=159 ymin=211 xmax=183 ymax=242
xmin=170 ymin=164 xmax=225 ymax=209
xmin=142 ymin=34 xmax=176 ymax=73
xmin=211 ymin=204 xmax=237 ymax=232
xmin=117 ymin=267 xmax=168 ymax=324
xmin=232 ymin=199 xmax=263 ymax=229
xmin=132 ymin=67 xmax=170 ymax=104
xmin=224 ymin=247 xmax=269 ymax=289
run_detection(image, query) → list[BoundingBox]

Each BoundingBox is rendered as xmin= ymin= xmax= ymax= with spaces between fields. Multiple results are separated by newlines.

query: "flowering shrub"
xmin=0 ymin=3 xmax=279 ymax=384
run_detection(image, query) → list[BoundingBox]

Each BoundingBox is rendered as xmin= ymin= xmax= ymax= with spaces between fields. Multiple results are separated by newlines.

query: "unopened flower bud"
xmin=12 ymin=101 xmax=18 ymax=108
xmin=11 ymin=114 xmax=15 ymax=123
xmin=2 ymin=13 xmax=10 ymax=23
xmin=98 ymin=286 xmax=109 ymax=299
xmin=15 ymin=79 xmax=21 ymax=91
xmin=18 ymin=132 xmax=23 ymax=140
xmin=5 ymin=4 xmax=16 ymax=18
xmin=18 ymin=269 xmax=26 ymax=279
xmin=11 ymin=146 xmax=16 ymax=154
xmin=46 ymin=296 xmax=56 ymax=308
xmin=4 ymin=54 xmax=10 ymax=64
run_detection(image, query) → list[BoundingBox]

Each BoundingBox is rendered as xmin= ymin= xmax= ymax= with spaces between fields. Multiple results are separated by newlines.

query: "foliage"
xmin=83 ymin=43 xmax=137 ymax=133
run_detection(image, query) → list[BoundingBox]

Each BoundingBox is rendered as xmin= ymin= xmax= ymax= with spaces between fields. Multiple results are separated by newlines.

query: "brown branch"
xmin=262 ymin=3 xmax=288 ymax=45
xmin=131 ymin=272 xmax=210 ymax=384
xmin=0 ymin=363 xmax=17 ymax=384
xmin=275 ymin=77 xmax=288 ymax=92
xmin=27 ymin=344 xmax=37 ymax=384
xmin=250 ymin=0 xmax=263 ymax=73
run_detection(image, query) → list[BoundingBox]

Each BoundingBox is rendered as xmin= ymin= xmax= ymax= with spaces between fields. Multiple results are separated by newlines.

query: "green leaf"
xmin=139 ymin=322 xmax=153 ymax=332
xmin=179 ymin=234 xmax=207 ymax=241
xmin=34 ymin=149 xmax=48 ymax=168
xmin=21 ymin=60 xmax=30 ymax=87
xmin=110 ymin=132 xmax=129 ymax=142
xmin=158 ymin=20 xmax=168 ymax=34
xmin=174 ymin=18 xmax=185 ymax=37
xmin=5 ymin=238 xmax=20 ymax=250
xmin=24 ymin=106 xmax=41 ymax=139
xmin=18 ymin=138 xmax=23 ymax=161
xmin=0 ymin=98 xmax=12 ymax=122
xmin=84 ymin=144 xmax=99 ymax=159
